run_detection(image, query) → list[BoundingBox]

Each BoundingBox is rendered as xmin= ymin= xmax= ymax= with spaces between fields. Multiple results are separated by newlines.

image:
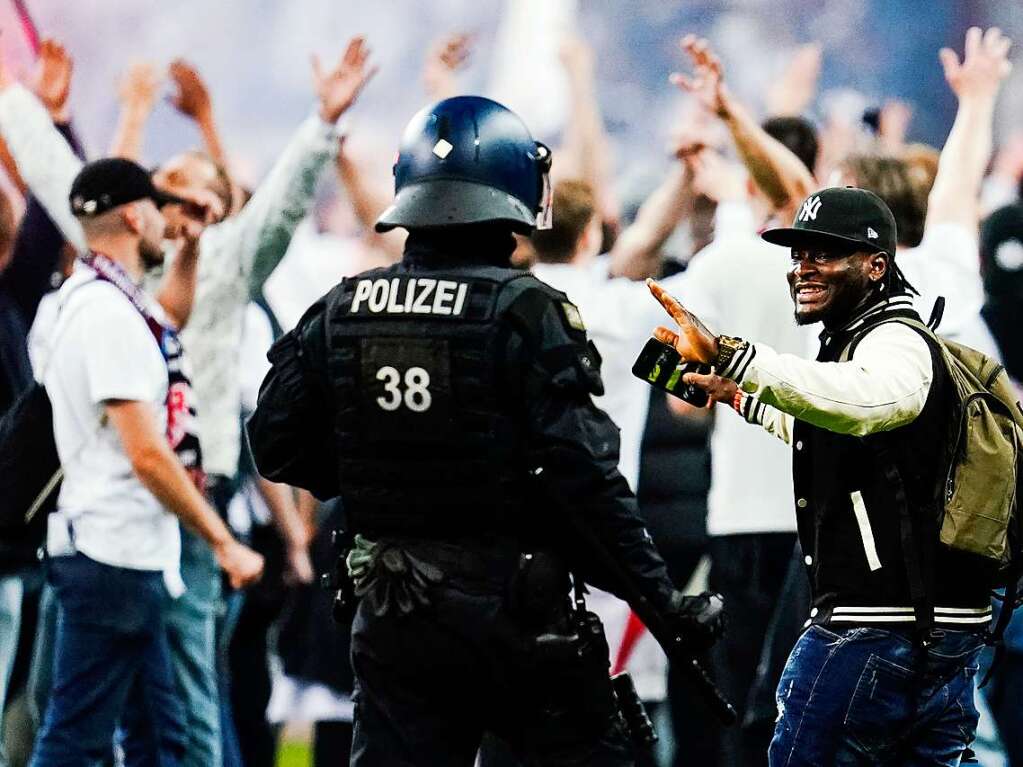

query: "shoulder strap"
xmin=843 ymin=313 xmax=941 ymax=643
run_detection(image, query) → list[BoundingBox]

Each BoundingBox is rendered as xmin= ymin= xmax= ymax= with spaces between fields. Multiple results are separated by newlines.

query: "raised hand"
xmin=118 ymin=61 xmax=162 ymax=114
xmin=940 ymin=26 xmax=1013 ymax=101
xmin=670 ymin=34 xmax=730 ymax=117
xmin=686 ymin=148 xmax=747 ymax=204
xmin=312 ymin=36 xmax=377 ymax=124
xmin=878 ymin=99 xmax=913 ymax=151
xmin=766 ymin=43 xmax=822 ymax=117
xmin=33 ymin=38 xmax=74 ymax=122
xmin=647 ymin=278 xmax=719 ymax=363
xmin=423 ymin=33 xmax=472 ymax=99
xmin=168 ymin=59 xmax=212 ymax=121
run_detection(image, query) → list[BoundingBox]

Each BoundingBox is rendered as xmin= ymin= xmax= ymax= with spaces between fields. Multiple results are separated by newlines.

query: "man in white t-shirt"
xmin=530 ymin=179 xmax=694 ymax=703
xmin=28 ymin=159 xmax=262 ymax=767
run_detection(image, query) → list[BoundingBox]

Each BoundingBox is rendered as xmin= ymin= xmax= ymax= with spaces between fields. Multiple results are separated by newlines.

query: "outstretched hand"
xmin=313 ymin=36 xmax=377 ymax=124
xmin=766 ymin=42 xmax=822 ymax=117
xmin=168 ymin=59 xmax=213 ymax=122
xmin=34 ymin=38 xmax=74 ymax=122
xmin=647 ymin=279 xmax=719 ymax=363
xmin=118 ymin=61 xmax=162 ymax=114
xmin=940 ymin=26 xmax=1012 ymax=101
xmin=670 ymin=34 xmax=730 ymax=117
xmin=423 ymin=33 xmax=472 ymax=99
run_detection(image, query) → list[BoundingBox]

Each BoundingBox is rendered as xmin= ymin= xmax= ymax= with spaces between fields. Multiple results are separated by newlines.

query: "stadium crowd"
xmin=0 ymin=9 xmax=1021 ymax=767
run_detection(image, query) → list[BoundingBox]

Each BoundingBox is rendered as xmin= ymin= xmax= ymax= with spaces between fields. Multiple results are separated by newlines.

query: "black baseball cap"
xmin=69 ymin=158 xmax=186 ymax=218
xmin=762 ymin=186 xmax=898 ymax=258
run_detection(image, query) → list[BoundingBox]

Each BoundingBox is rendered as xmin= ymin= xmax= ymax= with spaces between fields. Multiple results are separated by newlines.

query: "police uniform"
xmin=247 ymin=97 xmax=718 ymax=766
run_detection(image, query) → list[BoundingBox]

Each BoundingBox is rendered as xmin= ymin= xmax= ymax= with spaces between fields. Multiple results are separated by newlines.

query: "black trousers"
xmin=349 ymin=575 xmax=635 ymax=767
xmin=707 ymin=532 xmax=798 ymax=767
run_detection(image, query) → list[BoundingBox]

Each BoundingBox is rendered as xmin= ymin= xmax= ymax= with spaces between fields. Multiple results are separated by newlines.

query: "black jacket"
xmin=247 ymin=233 xmax=677 ymax=612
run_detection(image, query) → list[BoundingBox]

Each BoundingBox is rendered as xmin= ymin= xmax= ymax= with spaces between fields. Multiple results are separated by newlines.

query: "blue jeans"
xmin=164 ymin=527 xmax=222 ymax=767
xmin=0 ymin=574 xmax=23 ymax=767
xmin=29 ymin=554 xmax=186 ymax=767
xmin=770 ymin=625 xmax=985 ymax=766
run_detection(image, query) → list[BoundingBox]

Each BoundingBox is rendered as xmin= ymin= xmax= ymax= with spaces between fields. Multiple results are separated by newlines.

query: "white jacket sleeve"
xmin=734 ymin=392 xmax=795 ymax=445
xmin=720 ymin=323 xmax=933 ymax=437
xmin=220 ymin=113 xmax=341 ymax=295
xmin=0 ymin=84 xmax=86 ymax=252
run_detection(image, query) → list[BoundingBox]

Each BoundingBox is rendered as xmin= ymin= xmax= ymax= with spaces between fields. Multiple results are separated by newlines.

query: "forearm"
xmin=0 ymin=136 xmax=27 ymax=196
xmin=256 ymin=476 xmax=308 ymax=548
xmin=721 ymin=93 xmax=814 ymax=215
xmin=133 ymin=441 xmax=233 ymax=549
xmin=197 ymin=112 xmax=228 ymax=169
xmin=337 ymin=151 xmax=377 ymax=224
xmin=0 ymin=84 xmax=85 ymax=251
xmin=563 ymin=69 xmax=615 ymax=219
xmin=927 ymin=94 xmax=997 ymax=228
xmin=237 ymin=114 xmax=339 ymax=294
xmin=155 ymin=241 xmax=200 ymax=330
xmin=109 ymin=104 xmax=151 ymax=161
xmin=608 ymin=164 xmax=691 ymax=280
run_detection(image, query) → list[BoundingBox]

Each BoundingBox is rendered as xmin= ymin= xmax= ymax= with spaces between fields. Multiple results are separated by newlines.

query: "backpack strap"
xmin=840 ymin=314 xmax=942 ymax=644
xmin=981 ymin=570 xmax=1021 ymax=688
xmin=927 ymin=297 xmax=946 ymax=331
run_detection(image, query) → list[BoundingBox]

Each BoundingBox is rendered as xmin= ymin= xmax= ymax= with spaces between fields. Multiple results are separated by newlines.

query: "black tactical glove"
xmin=666 ymin=590 xmax=725 ymax=653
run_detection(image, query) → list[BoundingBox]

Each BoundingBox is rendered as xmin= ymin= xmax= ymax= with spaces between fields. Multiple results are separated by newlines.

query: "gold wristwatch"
xmin=714 ymin=335 xmax=747 ymax=375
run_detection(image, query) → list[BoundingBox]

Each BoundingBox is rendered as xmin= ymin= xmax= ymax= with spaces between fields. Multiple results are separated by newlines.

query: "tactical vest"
xmin=795 ymin=306 xmax=992 ymax=629
xmin=323 ymin=263 xmax=542 ymax=540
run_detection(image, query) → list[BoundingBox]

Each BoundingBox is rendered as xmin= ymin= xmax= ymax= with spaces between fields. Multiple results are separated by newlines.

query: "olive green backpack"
xmin=849 ymin=309 xmax=1023 ymax=664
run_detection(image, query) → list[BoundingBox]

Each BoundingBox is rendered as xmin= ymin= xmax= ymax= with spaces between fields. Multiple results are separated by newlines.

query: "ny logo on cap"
xmin=798 ymin=195 xmax=822 ymax=222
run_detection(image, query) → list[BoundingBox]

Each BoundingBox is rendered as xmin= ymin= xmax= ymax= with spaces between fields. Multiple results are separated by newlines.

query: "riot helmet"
xmin=375 ymin=96 xmax=552 ymax=234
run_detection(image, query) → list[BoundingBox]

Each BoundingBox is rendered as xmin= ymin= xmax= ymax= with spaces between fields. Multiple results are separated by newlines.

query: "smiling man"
xmin=646 ymin=186 xmax=994 ymax=766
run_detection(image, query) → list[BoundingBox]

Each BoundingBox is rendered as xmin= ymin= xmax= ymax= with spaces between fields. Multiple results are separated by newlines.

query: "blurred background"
xmin=1 ymin=2 xmax=1022 ymax=766
xmin=1 ymin=0 xmax=1019 ymax=187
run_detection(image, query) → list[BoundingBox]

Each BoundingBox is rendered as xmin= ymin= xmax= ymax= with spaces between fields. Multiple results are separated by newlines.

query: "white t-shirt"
xmin=898 ymin=222 xmax=1001 ymax=359
xmin=531 ymin=259 xmax=682 ymax=490
xmin=29 ymin=265 xmax=181 ymax=577
xmin=680 ymin=203 xmax=813 ymax=536
xmin=531 ymin=259 xmax=684 ymax=702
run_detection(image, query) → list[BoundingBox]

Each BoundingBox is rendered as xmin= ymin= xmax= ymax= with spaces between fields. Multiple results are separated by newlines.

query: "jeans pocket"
xmin=844 ymin=653 xmax=915 ymax=757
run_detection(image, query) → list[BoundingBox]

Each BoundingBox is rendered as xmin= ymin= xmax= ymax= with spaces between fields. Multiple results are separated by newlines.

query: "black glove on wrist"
xmin=666 ymin=590 xmax=725 ymax=653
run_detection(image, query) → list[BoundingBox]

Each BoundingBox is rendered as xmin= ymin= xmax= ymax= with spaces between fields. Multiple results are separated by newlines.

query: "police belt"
xmin=348 ymin=535 xmax=524 ymax=614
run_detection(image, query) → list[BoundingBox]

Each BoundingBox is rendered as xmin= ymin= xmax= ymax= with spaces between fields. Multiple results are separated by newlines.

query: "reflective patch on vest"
xmin=561 ymin=301 xmax=586 ymax=331
xmin=359 ymin=338 xmax=453 ymax=443
xmin=348 ymin=277 xmax=470 ymax=318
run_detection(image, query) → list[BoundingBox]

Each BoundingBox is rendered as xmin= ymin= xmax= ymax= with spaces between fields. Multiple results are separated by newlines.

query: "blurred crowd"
xmin=0 ymin=6 xmax=1022 ymax=767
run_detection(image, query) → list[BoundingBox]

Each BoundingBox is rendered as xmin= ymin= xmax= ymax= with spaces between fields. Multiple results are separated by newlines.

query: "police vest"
xmin=794 ymin=306 xmax=992 ymax=629
xmin=323 ymin=264 xmax=546 ymax=539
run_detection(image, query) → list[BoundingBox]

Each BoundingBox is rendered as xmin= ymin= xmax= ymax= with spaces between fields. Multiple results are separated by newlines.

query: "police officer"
xmin=247 ymin=96 xmax=723 ymax=766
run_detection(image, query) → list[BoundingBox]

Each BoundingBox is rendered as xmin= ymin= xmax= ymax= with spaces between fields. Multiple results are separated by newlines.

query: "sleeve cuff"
xmin=718 ymin=341 xmax=757 ymax=383
xmin=311 ymin=110 xmax=349 ymax=138
xmin=734 ymin=390 xmax=768 ymax=425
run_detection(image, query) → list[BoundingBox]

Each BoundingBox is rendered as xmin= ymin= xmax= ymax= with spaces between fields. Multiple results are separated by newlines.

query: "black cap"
xmin=69 ymin=158 xmax=185 ymax=218
xmin=762 ymin=186 xmax=898 ymax=258
xmin=980 ymin=201 xmax=1023 ymax=300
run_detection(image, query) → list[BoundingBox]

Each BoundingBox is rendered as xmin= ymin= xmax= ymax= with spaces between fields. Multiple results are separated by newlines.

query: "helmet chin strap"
xmin=536 ymin=170 xmax=553 ymax=231
xmin=534 ymin=143 xmax=553 ymax=231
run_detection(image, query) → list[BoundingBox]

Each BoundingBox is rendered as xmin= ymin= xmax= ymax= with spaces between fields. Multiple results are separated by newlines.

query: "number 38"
xmin=375 ymin=366 xmax=432 ymax=412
